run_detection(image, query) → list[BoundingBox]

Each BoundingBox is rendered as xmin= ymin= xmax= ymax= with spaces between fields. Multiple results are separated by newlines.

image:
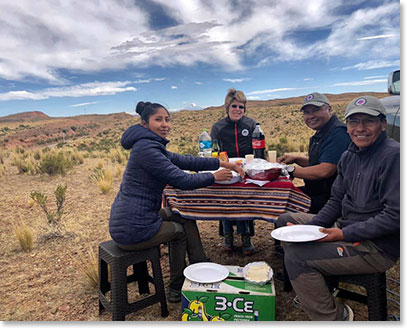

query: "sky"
xmin=0 ymin=0 xmax=401 ymax=117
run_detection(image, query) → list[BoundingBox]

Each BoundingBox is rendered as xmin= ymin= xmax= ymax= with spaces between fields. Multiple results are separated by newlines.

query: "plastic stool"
xmin=98 ymin=240 xmax=169 ymax=321
xmin=325 ymin=272 xmax=387 ymax=321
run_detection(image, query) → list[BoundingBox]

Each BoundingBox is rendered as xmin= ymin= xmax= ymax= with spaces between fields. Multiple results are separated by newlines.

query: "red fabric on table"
xmin=163 ymin=178 xmax=310 ymax=223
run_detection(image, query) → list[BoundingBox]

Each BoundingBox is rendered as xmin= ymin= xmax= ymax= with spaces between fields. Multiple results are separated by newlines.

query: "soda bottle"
xmin=212 ymin=139 xmax=220 ymax=153
xmin=252 ymin=123 xmax=266 ymax=159
xmin=198 ymin=129 xmax=212 ymax=157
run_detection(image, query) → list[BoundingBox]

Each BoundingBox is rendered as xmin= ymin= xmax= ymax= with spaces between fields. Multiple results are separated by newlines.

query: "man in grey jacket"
xmin=275 ymin=96 xmax=400 ymax=321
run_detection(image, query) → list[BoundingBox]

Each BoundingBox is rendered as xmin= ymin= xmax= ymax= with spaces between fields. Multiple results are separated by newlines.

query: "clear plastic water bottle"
xmin=198 ymin=129 xmax=212 ymax=157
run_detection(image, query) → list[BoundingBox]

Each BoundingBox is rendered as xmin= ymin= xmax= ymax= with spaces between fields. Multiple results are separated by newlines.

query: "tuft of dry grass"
xmin=13 ymin=222 xmax=34 ymax=252
xmin=90 ymin=166 xmax=114 ymax=194
xmin=73 ymin=247 xmax=98 ymax=288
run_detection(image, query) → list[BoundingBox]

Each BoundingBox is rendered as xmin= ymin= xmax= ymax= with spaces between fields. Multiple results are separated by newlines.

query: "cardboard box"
xmin=181 ymin=266 xmax=275 ymax=321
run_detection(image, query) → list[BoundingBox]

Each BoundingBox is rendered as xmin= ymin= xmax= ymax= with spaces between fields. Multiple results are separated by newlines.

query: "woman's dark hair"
xmin=136 ymin=101 xmax=169 ymax=122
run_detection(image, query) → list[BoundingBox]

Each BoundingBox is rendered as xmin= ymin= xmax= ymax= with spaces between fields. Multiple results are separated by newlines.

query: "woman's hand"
xmin=219 ymin=161 xmax=245 ymax=178
xmin=213 ymin=169 xmax=233 ymax=181
xmin=318 ymin=227 xmax=344 ymax=242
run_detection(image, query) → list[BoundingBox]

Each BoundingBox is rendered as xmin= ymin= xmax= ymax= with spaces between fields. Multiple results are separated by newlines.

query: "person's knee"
xmin=284 ymin=246 xmax=306 ymax=280
xmin=275 ymin=213 xmax=294 ymax=228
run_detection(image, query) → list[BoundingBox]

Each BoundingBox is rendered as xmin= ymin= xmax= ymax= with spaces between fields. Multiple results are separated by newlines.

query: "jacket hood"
xmin=121 ymin=124 xmax=169 ymax=149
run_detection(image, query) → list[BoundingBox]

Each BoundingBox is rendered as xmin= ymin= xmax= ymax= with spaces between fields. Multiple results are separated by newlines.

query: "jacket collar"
xmin=314 ymin=115 xmax=339 ymax=137
xmin=226 ymin=116 xmax=243 ymax=125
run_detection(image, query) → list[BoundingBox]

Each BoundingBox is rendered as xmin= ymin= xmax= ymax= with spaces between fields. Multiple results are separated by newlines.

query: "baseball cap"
xmin=300 ymin=92 xmax=330 ymax=111
xmin=345 ymin=96 xmax=386 ymax=119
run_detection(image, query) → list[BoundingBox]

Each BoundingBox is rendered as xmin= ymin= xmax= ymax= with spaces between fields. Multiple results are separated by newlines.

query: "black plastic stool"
xmin=283 ymin=268 xmax=388 ymax=320
xmin=325 ymin=272 xmax=388 ymax=321
xmin=98 ymin=240 xmax=169 ymax=321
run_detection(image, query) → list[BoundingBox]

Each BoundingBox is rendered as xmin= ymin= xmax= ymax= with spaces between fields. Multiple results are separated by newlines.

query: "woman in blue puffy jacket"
xmin=109 ymin=101 xmax=244 ymax=303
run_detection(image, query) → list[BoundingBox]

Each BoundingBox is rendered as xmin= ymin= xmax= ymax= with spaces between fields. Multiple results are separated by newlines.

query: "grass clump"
xmin=74 ymin=247 xmax=98 ymax=288
xmin=89 ymin=167 xmax=113 ymax=194
xmin=38 ymin=151 xmax=73 ymax=176
xmin=13 ymin=222 xmax=34 ymax=252
xmin=13 ymin=154 xmax=37 ymax=175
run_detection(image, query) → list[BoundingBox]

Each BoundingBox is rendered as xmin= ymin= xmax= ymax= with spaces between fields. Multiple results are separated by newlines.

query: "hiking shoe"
xmin=223 ymin=234 xmax=234 ymax=252
xmin=242 ymin=234 xmax=255 ymax=255
xmin=168 ymin=288 xmax=181 ymax=303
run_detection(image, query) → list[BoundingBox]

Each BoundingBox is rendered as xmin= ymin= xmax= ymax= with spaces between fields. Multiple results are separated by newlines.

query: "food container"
xmin=243 ymin=261 xmax=273 ymax=286
xmin=219 ymin=151 xmax=229 ymax=162
xmin=244 ymin=159 xmax=283 ymax=181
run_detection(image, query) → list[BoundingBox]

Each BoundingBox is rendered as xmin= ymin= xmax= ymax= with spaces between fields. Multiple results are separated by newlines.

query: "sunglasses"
xmin=231 ymin=104 xmax=245 ymax=109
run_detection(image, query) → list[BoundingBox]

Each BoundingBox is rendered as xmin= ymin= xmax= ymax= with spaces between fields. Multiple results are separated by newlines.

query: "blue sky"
xmin=0 ymin=0 xmax=401 ymax=117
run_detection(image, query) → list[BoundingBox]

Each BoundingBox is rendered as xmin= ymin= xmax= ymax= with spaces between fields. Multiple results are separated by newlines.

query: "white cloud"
xmin=342 ymin=60 xmax=400 ymax=71
xmin=171 ymin=85 xmax=178 ymax=89
xmin=194 ymin=81 xmax=203 ymax=85
xmin=303 ymin=78 xmax=313 ymax=81
xmin=0 ymin=81 xmax=136 ymax=101
xmin=0 ymin=1 xmax=400 ymax=84
xmin=69 ymin=101 xmax=99 ymax=108
xmin=318 ymin=2 xmax=399 ymax=60
xmin=0 ymin=91 xmax=47 ymax=101
xmin=247 ymin=87 xmax=301 ymax=96
xmin=247 ymin=96 xmax=260 ymax=100
xmin=330 ymin=79 xmax=386 ymax=87
xmin=223 ymin=78 xmax=250 ymax=83
xmin=364 ymin=75 xmax=386 ymax=79
xmin=0 ymin=1 xmax=148 ymax=84
xmin=357 ymin=34 xmax=396 ymax=40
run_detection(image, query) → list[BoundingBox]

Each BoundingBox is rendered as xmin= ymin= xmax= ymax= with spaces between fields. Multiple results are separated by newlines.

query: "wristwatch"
xmin=286 ymin=165 xmax=296 ymax=179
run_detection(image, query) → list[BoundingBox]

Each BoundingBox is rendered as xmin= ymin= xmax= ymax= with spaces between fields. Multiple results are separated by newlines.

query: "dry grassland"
xmin=0 ymin=92 xmax=399 ymax=321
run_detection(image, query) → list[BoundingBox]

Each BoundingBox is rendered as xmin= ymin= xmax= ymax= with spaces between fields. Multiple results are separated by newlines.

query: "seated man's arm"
xmin=309 ymin=161 xmax=345 ymax=228
xmin=292 ymin=162 xmax=337 ymax=180
xmin=277 ymin=154 xmax=309 ymax=166
xmin=293 ymin=128 xmax=350 ymax=180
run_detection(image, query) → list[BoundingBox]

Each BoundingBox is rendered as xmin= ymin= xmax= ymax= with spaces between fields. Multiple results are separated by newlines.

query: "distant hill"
xmin=0 ymin=92 xmax=388 ymax=150
xmin=0 ymin=111 xmax=51 ymax=122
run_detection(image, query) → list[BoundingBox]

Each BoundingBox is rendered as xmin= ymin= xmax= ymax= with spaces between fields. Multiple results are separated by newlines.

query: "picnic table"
xmin=163 ymin=177 xmax=311 ymax=223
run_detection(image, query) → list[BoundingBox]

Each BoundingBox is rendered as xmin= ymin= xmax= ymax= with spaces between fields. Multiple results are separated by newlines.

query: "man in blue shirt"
xmin=277 ymin=92 xmax=351 ymax=214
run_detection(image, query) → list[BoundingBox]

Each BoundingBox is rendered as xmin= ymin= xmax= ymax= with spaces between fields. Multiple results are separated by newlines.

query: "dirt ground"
xmin=0 ymin=160 xmax=400 ymax=322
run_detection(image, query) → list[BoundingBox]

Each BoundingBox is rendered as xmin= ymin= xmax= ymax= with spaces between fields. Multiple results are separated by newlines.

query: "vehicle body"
xmin=381 ymin=69 xmax=400 ymax=142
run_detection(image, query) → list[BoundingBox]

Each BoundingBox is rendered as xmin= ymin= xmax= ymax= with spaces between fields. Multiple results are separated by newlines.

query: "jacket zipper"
xmin=234 ymin=123 xmax=239 ymax=157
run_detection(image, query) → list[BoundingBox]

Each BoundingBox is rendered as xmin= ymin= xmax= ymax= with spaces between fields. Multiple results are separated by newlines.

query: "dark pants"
xmin=116 ymin=208 xmax=207 ymax=290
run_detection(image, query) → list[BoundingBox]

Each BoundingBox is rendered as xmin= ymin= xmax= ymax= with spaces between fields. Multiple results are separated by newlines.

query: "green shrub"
xmin=30 ymin=184 xmax=67 ymax=227
xmin=38 ymin=151 xmax=73 ymax=176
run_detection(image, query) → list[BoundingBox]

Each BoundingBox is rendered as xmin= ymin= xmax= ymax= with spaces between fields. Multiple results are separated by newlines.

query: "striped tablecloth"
xmin=163 ymin=178 xmax=311 ymax=223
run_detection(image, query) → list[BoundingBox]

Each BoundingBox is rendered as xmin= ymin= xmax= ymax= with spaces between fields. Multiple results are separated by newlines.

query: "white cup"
xmin=245 ymin=154 xmax=254 ymax=162
xmin=268 ymin=150 xmax=277 ymax=163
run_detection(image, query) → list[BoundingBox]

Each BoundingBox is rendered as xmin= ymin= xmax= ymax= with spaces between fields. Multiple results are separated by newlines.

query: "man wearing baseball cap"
xmin=277 ymin=92 xmax=351 ymax=214
xmin=278 ymin=95 xmax=399 ymax=321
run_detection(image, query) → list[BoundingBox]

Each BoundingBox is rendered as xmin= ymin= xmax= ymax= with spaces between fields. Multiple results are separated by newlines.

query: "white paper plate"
xmin=271 ymin=225 xmax=327 ymax=242
xmin=183 ymin=262 xmax=229 ymax=283
xmin=205 ymin=170 xmax=242 ymax=184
